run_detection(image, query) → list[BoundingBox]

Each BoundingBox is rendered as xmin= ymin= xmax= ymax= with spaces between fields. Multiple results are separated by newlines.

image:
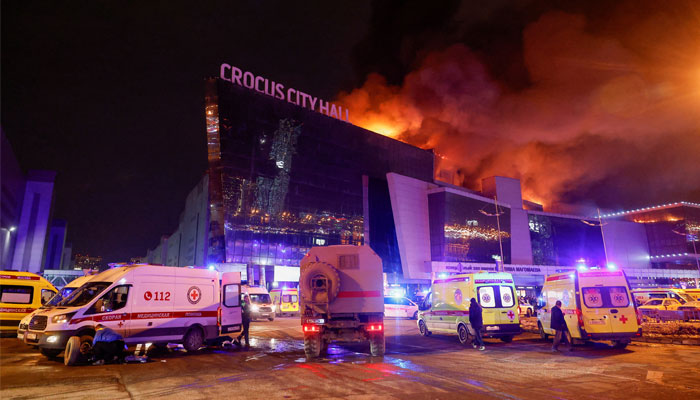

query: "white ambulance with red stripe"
xmin=24 ymin=264 xmax=242 ymax=364
xmin=537 ymin=267 xmax=641 ymax=349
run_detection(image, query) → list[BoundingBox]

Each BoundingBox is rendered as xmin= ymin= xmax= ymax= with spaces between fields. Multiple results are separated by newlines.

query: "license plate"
xmin=17 ymin=333 xmax=24 ymax=340
xmin=589 ymin=320 xmax=605 ymax=325
xmin=486 ymin=326 xmax=500 ymax=331
xmin=26 ymin=332 xmax=37 ymax=340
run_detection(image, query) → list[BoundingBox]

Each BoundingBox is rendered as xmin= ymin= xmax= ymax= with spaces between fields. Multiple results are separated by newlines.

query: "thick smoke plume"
xmin=339 ymin=8 xmax=700 ymax=212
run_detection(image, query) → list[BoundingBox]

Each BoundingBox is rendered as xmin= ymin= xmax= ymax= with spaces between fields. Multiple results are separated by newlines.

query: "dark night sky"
xmin=3 ymin=1 xmax=699 ymax=263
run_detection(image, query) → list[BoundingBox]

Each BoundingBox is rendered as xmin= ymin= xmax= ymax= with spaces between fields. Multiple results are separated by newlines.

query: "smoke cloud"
xmin=339 ymin=6 xmax=700 ymax=212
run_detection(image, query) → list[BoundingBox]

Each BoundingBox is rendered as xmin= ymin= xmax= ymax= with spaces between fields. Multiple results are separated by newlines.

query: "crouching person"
xmin=92 ymin=324 xmax=125 ymax=365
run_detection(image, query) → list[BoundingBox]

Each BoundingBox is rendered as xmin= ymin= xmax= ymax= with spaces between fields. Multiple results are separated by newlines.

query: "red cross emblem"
xmin=118 ymin=321 xmax=124 ymax=328
xmin=507 ymin=310 xmax=515 ymax=320
xmin=187 ymin=286 xmax=202 ymax=304
xmin=619 ymin=315 xmax=628 ymax=324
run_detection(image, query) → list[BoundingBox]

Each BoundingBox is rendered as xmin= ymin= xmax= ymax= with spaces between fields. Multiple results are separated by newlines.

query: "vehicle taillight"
xmin=367 ymin=323 xmax=383 ymax=332
xmin=636 ymin=312 xmax=642 ymax=327
xmin=575 ymin=309 xmax=584 ymax=328
xmin=217 ymin=306 xmax=221 ymax=326
xmin=303 ymin=324 xmax=320 ymax=333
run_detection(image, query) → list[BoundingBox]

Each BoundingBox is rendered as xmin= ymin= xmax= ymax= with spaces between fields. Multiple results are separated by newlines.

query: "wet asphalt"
xmin=1 ymin=317 xmax=700 ymax=399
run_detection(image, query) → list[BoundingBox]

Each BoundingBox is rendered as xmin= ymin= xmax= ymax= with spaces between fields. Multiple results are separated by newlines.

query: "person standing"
xmin=92 ymin=324 xmax=125 ymax=365
xmin=550 ymin=300 xmax=571 ymax=352
xmin=469 ymin=298 xmax=485 ymax=351
xmin=236 ymin=294 xmax=251 ymax=348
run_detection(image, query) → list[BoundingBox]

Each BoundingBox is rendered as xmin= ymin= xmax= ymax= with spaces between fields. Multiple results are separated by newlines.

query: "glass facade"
xmin=622 ymin=205 xmax=700 ymax=270
xmin=205 ymin=79 xmax=433 ymax=273
xmin=528 ymin=213 xmax=605 ymax=267
xmin=428 ymin=191 xmax=511 ymax=263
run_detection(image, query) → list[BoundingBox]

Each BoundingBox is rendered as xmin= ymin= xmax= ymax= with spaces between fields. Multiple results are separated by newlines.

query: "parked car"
xmin=518 ymin=300 xmax=534 ymax=317
xmin=638 ymin=298 xmax=682 ymax=311
xmin=384 ymin=296 xmax=419 ymax=319
xmin=677 ymin=301 xmax=700 ymax=311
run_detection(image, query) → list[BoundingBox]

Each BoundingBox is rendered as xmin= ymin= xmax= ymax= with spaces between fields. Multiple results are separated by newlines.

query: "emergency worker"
xmin=236 ymin=294 xmax=251 ymax=348
xmin=550 ymin=300 xmax=571 ymax=352
xmin=92 ymin=324 xmax=125 ymax=365
xmin=469 ymin=298 xmax=485 ymax=351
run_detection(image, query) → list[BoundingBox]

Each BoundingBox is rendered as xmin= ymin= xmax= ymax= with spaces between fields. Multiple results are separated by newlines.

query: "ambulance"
xmin=1 ymin=271 xmax=57 ymax=336
xmin=24 ymin=265 xmax=242 ymax=365
xmin=537 ymin=268 xmax=641 ymax=349
xmin=270 ymin=287 xmax=298 ymax=316
xmin=682 ymin=289 xmax=700 ymax=301
xmin=18 ymin=274 xmax=96 ymax=344
xmin=242 ymin=285 xmax=275 ymax=321
xmin=417 ymin=272 xmax=522 ymax=345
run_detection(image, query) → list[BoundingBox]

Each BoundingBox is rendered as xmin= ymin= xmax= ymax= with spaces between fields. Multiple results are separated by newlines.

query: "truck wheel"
xmin=370 ymin=333 xmax=385 ymax=356
xmin=458 ymin=324 xmax=471 ymax=345
xmin=40 ymin=348 xmax=61 ymax=358
xmin=418 ymin=320 xmax=432 ymax=336
xmin=320 ymin=338 xmax=329 ymax=355
xmin=500 ymin=335 xmax=514 ymax=343
xmin=183 ymin=327 xmax=204 ymax=352
xmin=612 ymin=340 xmax=629 ymax=349
xmin=538 ymin=322 xmax=549 ymax=340
xmin=64 ymin=336 xmax=82 ymax=366
xmin=304 ymin=335 xmax=321 ymax=358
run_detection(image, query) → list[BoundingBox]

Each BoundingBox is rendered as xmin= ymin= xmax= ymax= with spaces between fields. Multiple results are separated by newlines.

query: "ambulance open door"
xmin=220 ymin=272 xmax=242 ymax=335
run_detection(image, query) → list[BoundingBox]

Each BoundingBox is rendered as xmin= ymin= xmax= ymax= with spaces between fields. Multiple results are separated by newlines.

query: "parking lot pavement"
xmin=2 ymin=317 xmax=700 ymax=399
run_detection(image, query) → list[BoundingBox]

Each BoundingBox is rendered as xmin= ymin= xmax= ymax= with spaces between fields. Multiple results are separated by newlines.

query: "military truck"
xmin=299 ymin=245 xmax=385 ymax=358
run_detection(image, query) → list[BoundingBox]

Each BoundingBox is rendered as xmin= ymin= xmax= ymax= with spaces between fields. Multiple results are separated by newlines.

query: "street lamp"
xmin=671 ymin=225 xmax=700 ymax=288
xmin=480 ymin=196 xmax=505 ymax=272
xmin=581 ymin=208 xmax=610 ymax=268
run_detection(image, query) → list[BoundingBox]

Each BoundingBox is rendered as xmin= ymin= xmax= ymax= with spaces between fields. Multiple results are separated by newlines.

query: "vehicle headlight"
xmin=51 ymin=313 xmax=75 ymax=324
xmin=250 ymin=305 xmax=259 ymax=312
xmin=271 ymin=305 xmax=276 ymax=311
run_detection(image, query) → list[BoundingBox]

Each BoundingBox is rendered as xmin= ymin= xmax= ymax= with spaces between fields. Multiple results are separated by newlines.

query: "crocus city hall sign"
xmin=219 ymin=63 xmax=350 ymax=122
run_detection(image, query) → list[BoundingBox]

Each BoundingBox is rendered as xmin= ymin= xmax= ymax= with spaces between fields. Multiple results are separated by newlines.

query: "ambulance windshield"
xmin=58 ymin=282 xmax=110 ymax=307
xmin=249 ymin=293 xmax=271 ymax=304
xmin=43 ymin=287 xmax=77 ymax=307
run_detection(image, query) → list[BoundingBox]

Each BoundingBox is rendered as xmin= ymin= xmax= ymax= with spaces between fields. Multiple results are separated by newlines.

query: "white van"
xmin=242 ymin=285 xmax=275 ymax=321
xmin=18 ymin=275 xmax=96 ymax=346
xmin=24 ymin=265 xmax=242 ymax=365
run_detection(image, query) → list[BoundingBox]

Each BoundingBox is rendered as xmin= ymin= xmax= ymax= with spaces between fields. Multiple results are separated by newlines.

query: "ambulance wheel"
xmin=412 ymin=311 xmax=418 ymax=320
xmin=612 ymin=340 xmax=629 ymax=349
xmin=370 ymin=332 xmax=385 ymax=356
xmin=183 ymin=327 xmax=204 ymax=352
xmin=268 ymin=317 xmax=275 ymax=322
xmin=526 ymin=309 xmax=533 ymax=317
xmin=500 ymin=335 xmax=513 ymax=343
xmin=304 ymin=334 xmax=321 ymax=358
xmin=458 ymin=324 xmax=471 ymax=345
xmin=40 ymin=348 xmax=61 ymax=358
xmin=538 ymin=322 xmax=549 ymax=340
xmin=419 ymin=320 xmax=432 ymax=336
xmin=64 ymin=336 xmax=84 ymax=366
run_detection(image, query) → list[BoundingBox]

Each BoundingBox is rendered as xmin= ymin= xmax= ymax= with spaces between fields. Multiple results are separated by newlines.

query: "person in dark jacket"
xmin=91 ymin=324 xmax=125 ymax=365
xmin=550 ymin=300 xmax=571 ymax=352
xmin=469 ymin=298 xmax=485 ymax=351
xmin=236 ymin=294 xmax=251 ymax=348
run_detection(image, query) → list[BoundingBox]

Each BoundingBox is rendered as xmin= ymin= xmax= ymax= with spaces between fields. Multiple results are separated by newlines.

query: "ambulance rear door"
xmin=220 ymin=272 xmax=242 ymax=335
xmin=579 ymin=278 xmax=613 ymax=335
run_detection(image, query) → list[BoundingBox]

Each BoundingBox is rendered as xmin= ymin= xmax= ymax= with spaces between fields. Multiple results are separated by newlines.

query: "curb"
xmin=632 ymin=337 xmax=700 ymax=346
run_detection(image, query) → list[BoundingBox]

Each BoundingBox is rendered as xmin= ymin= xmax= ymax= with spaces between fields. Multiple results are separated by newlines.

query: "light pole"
xmin=671 ymin=226 xmax=700 ymax=288
xmin=480 ymin=196 xmax=505 ymax=272
xmin=581 ymin=208 xmax=610 ymax=268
